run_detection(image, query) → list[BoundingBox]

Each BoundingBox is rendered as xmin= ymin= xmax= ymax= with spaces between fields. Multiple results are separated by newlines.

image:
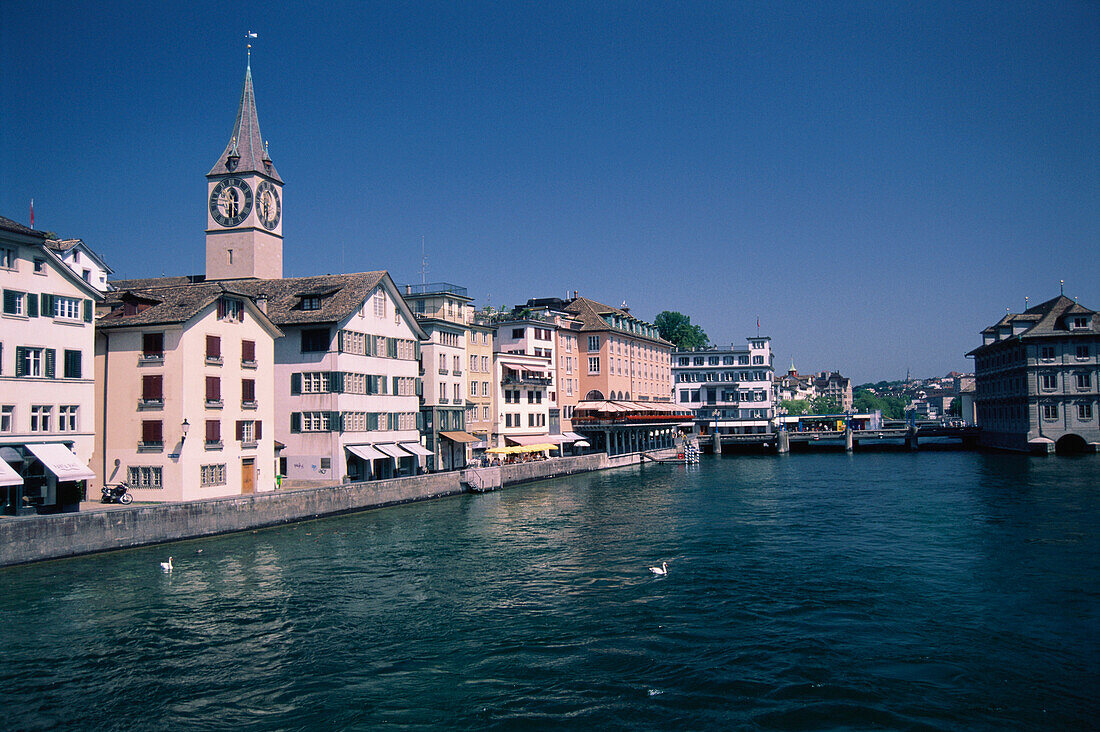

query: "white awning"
xmin=24 ymin=443 xmax=96 ymax=481
xmin=562 ymin=431 xmax=587 ymax=442
xmin=375 ymin=443 xmax=413 ymax=460
xmin=505 ymin=434 xmax=560 ymax=446
xmin=346 ymin=444 xmax=386 ymax=462
xmin=574 ymin=440 xmax=591 ymax=448
xmin=0 ymin=456 xmax=22 ymax=487
xmin=399 ymin=442 xmax=433 ymax=457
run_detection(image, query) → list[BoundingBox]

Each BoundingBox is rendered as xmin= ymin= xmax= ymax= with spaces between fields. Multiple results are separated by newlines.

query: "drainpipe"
xmin=101 ymin=332 xmax=109 ymax=485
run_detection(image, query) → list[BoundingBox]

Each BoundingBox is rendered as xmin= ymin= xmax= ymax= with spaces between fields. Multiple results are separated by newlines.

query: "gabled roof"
xmin=562 ymin=296 xmax=672 ymax=346
xmin=0 ymin=215 xmax=47 ymax=240
xmin=45 ymin=238 xmax=114 ymax=274
xmin=98 ymin=281 xmax=275 ymax=332
xmin=207 ymin=63 xmax=282 ymax=183
xmin=969 ymin=295 xmax=1099 ymax=355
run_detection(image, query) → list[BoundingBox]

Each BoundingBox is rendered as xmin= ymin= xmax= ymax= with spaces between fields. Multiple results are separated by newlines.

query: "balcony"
xmin=137 ymin=398 xmax=163 ymax=411
xmin=205 ymin=356 xmax=222 ymax=366
xmin=404 ymin=282 xmax=468 ymax=298
xmin=205 ymin=399 xmax=223 ymax=409
xmin=205 ymin=440 xmax=223 ymax=451
xmin=241 ymin=400 xmax=258 ymax=410
xmin=438 ymin=368 xmax=449 ymax=375
xmin=503 ymin=375 xmax=552 ymax=387
xmin=138 ymin=354 xmax=164 ymax=366
xmin=241 ymin=359 xmax=257 ymax=370
xmin=137 ymin=441 xmax=163 ymax=453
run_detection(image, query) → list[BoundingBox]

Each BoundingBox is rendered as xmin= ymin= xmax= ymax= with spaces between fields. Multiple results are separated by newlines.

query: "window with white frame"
xmin=3 ymin=290 xmax=24 ymax=315
xmin=58 ymin=405 xmax=78 ymax=431
xmin=30 ymin=405 xmax=51 ymax=432
xmin=52 ymin=296 xmax=81 ymax=320
xmin=469 ymin=381 xmax=477 ymax=397
xmin=1042 ymin=404 xmax=1058 ymax=420
xmin=128 ymin=466 xmax=163 ymax=489
xmin=1077 ymin=345 xmax=1090 ymax=359
xmin=588 ymin=357 xmax=600 ymax=374
xmin=1077 ymin=373 xmax=1092 ymax=390
xmin=0 ymin=405 xmax=13 ymax=432
xmin=482 ymin=406 xmax=489 ymax=420
xmin=0 ymin=248 xmax=15 ymax=269
xmin=374 ymin=290 xmax=386 ymax=318
xmin=200 ymin=464 xmax=227 ymax=487
xmin=587 ymin=336 xmax=599 ymax=351
xmin=1041 ymin=373 xmax=1057 ymax=390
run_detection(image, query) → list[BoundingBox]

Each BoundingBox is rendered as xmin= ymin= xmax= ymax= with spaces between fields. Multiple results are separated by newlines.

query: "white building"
xmin=45 ymin=238 xmax=113 ymax=292
xmin=1 ymin=216 xmax=102 ymax=515
xmin=672 ymin=337 xmax=776 ymax=434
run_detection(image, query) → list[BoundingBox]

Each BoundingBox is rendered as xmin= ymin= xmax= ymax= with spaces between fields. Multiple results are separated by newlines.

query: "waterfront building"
xmin=812 ymin=371 xmax=854 ymax=411
xmin=465 ymin=307 xmax=495 ymax=455
xmin=776 ymin=362 xmax=814 ymax=404
xmin=967 ymin=294 xmax=1099 ymax=454
xmin=491 ymin=315 xmax=558 ymax=449
xmin=402 ymin=283 xmax=477 ymax=471
xmin=0 ymin=216 xmax=102 ymax=514
xmin=94 ymin=281 xmax=280 ymax=501
xmin=672 ymin=337 xmax=776 ymax=434
xmin=560 ymin=295 xmax=673 ymax=403
xmin=45 ymin=238 xmax=113 ymax=292
xmin=513 ymin=299 xmax=585 ymax=430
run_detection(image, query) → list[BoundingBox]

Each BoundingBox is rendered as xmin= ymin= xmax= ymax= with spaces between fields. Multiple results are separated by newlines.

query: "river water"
xmin=1 ymin=452 xmax=1097 ymax=730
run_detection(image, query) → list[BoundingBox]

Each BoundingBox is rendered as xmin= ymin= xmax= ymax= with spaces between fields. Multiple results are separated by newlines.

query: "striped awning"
xmin=346 ymin=444 xmax=386 ymax=462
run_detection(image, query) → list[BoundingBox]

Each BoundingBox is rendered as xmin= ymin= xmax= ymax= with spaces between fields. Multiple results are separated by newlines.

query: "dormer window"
xmin=1072 ymin=316 xmax=1089 ymax=329
xmin=218 ymin=297 xmax=244 ymax=322
xmin=302 ymin=296 xmax=321 ymax=311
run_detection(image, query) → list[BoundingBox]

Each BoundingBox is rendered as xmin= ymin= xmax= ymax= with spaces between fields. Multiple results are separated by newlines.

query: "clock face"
xmin=256 ymin=181 xmax=281 ymax=230
xmin=209 ymin=177 xmax=253 ymax=227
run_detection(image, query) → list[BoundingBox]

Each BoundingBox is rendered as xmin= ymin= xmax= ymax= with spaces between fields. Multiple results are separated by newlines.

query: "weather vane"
xmin=246 ymin=31 xmax=257 ymax=65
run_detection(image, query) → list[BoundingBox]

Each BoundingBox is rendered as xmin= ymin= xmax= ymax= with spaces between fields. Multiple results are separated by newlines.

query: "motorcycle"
xmin=101 ymin=482 xmax=134 ymax=505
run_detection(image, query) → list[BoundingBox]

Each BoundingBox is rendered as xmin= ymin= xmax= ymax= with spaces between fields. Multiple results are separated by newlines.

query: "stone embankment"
xmin=0 ymin=451 xmax=664 ymax=568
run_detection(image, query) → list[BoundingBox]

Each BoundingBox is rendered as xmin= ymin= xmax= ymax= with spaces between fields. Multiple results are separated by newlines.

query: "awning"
xmin=346 ymin=444 xmax=386 ymax=462
xmin=400 ymin=442 xmax=433 ymax=457
xmin=562 ymin=431 xmax=587 ymax=442
xmin=24 ymin=443 xmax=96 ymax=481
xmin=375 ymin=443 xmax=413 ymax=460
xmin=0 ymin=456 xmax=23 ymax=487
xmin=505 ymin=434 xmax=560 ymax=446
xmin=573 ymin=440 xmax=591 ymax=448
xmin=439 ymin=431 xmax=481 ymax=443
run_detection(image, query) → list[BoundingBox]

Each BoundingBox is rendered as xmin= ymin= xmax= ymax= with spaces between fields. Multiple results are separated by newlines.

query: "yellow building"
xmin=465 ymin=306 xmax=495 ymax=454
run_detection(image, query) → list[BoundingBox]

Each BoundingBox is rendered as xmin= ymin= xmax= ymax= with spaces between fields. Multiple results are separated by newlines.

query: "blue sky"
xmin=2 ymin=1 xmax=1097 ymax=383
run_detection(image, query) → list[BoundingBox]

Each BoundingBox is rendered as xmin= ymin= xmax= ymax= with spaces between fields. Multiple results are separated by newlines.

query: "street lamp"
xmin=181 ymin=418 xmax=190 ymax=442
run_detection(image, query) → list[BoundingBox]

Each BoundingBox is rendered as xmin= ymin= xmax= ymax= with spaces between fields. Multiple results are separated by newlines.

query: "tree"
xmin=779 ymin=399 xmax=811 ymax=416
xmin=853 ymin=389 xmax=907 ymax=420
xmin=655 ymin=311 xmax=709 ymax=349
xmin=810 ymin=395 xmax=842 ymax=414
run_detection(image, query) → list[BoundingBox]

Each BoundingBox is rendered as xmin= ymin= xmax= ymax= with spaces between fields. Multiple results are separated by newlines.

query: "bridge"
xmin=703 ymin=424 xmax=980 ymax=453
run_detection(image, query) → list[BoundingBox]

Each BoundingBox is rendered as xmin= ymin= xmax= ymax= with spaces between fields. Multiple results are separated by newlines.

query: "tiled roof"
xmin=0 ymin=215 xmax=47 ymax=239
xmin=45 ymin=238 xmax=114 ymax=273
xmin=562 ymin=296 xmax=672 ymax=346
xmin=207 ymin=64 xmax=282 ymax=183
xmin=108 ymin=272 xmax=391 ymax=328
xmin=968 ymin=295 xmax=1099 ymax=355
xmin=98 ymin=281 xmax=257 ymax=329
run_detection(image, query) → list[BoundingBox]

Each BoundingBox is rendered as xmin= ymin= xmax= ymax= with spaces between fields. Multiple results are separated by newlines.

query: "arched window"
xmin=585 ymin=390 xmax=605 ymax=400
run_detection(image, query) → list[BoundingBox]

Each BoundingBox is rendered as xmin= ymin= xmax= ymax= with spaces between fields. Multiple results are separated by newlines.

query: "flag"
xmin=756 ymin=315 xmax=760 ymax=329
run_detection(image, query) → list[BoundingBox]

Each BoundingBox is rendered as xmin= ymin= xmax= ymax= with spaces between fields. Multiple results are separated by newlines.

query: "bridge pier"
xmin=777 ymin=429 xmax=790 ymax=454
xmin=845 ymin=426 xmax=854 ymax=452
xmin=906 ymin=426 xmax=919 ymax=451
xmin=713 ymin=431 xmax=722 ymax=455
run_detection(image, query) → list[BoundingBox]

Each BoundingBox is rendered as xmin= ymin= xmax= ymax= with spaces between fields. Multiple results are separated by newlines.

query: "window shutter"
xmin=337 ymin=331 xmax=345 ymax=353
xmin=241 ymin=339 xmax=255 ymax=362
xmin=242 ymin=378 xmax=255 ymax=402
xmin=206 ymin=376 xmax=220 ymax=401
xmin=388 ymin=338 xmax=397 ymax=358
xmin=330 ymin=412 xmax=344 ymax=432
xmin=328 ymin=372 xmax=342 ymax=394
xmin=236 ymin=420 xmax=245 ymax=441
xmin=143 ymin=420 xmax=163 ymax=443
xmin=45 ymin=349 xmax=55 ymax=378
xmin=255 ymin=421 xmax=262 ymax=440
xmin=143 ymin=375 xmax=163 ymax=400
xmin=27 ymin=294 xmax=38 ymax=318
xmin=15 ymin=347 xmax=26 ymax=377
xmin=217 ymin=299 xmax=227 ymax=319
xmin=290 ymin=372 xmax=301 ymax=395
xmin=40 ymin=293 xmax=51 ymax=315
xmin=414 ymin=341 xmax=421 ymax=360
xmin=83 ymin=299 xmax=93 ymax=322
xmin=290 ymin=413 xmax=301 ymax=433
xmin=206 ymin=420 xmax=220 ymax=443
xmin=207 ymin=335 xmax=221 ymax=358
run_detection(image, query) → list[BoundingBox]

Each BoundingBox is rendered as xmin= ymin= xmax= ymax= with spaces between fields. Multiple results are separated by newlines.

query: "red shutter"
xmin=206 ymin=419 xmax=220 ymax=442
xmin=236 ymin=420 xmax=245 ymax=440
xmin=242 ymin=379 xmax=255 ymax=402
xmin=217 ymin=299 xmax=227 ymax=319
xmin=255 ymin=421 xmax=262 ymax=439
xmin=142 ymin=420 xmax=162 ymax=443
xmin=206 ymin=376 xmax=220 ymax=401
xmin=142 ymin=375 xmax=163 ymax=400
xmin=207 ymin=335 xmax=221 ymax=359
xmin=241 ymin=339 xmax=255 ymax=362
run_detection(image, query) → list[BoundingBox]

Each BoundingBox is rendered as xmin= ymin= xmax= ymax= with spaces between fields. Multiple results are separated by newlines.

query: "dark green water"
xmin=1 ymin=453 xmax=1098 ymax=730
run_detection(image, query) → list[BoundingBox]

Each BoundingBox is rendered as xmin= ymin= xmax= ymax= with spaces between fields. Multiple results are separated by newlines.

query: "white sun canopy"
xmin=24 ymin=443 xmax=96 ymax=481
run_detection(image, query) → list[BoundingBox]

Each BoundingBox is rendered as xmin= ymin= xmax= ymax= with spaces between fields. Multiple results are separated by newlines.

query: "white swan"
xmin=649 ymin=561 xmax=667 ymax=576
xmin=160 ymin=557 xmax=173 ymax=572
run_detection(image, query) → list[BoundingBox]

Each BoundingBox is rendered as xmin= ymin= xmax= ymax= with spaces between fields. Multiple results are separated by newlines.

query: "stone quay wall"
xmin=0 ymin=450 xmax=661 ymax=568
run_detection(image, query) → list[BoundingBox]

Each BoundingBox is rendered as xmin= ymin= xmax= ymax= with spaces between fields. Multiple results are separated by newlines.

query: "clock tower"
xmin=205 ymin=61 xmax=283 ymax=280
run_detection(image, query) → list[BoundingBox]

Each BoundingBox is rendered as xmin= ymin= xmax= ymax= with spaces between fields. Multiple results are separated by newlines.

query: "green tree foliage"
xmin=810 ymin=395 xmax=842 ymax=414
xmin=655 ymin=311 xmax=709 ymax=349
xmin=852 ymin=389 xmax=907 ymax=419
xmin=779 ymin=399 xmax=811 ymax=416
xmin=947 ymin=399 xmax=962 ymax=417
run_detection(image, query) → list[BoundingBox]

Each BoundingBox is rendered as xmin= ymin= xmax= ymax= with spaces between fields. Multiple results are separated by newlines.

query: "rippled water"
xmin=1 ymin=452 xmax=1098 ymax=730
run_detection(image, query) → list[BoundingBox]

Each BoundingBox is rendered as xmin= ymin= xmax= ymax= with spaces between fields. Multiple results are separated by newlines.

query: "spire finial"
xmin=246 ymin=31 xmax=257 ymax=68
xmin=1025 ymin=296 xmax=1029 ymax=310
xmin=1060 ymin=279 xmax=1065 ymax=295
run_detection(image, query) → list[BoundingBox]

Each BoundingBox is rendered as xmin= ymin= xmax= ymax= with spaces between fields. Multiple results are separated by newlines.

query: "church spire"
xmin=208 ymin=63 xmax=282 ymax=183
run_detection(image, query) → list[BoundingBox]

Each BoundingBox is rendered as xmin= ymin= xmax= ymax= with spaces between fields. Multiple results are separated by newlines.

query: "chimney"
xmin=254 ymin=294 xmax=268 ymax=314
xmin=573 ymin=290 xmax=578 ymax=300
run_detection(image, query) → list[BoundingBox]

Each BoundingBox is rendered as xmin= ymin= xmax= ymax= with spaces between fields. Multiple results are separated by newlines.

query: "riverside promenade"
xmin=0 ymin=451 xmax=665 ymax=568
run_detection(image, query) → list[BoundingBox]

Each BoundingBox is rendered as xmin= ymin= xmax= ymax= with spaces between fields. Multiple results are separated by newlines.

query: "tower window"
xmin=227 ymin=249 xmax=233 ymax=265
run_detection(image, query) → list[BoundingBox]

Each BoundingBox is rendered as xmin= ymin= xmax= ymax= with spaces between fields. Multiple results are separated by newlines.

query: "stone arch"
xmin=1055 ymin=434 xmax=1088 ymax=455
xmin=585 ymin=390 xmax=605 ymax=400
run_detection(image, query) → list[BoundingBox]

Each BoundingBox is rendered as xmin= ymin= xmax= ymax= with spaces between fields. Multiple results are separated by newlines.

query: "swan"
xmin=160 ymin=557 xmax=173 ymax=572
xmin=649 ymin=561 xmax=668 ymax=576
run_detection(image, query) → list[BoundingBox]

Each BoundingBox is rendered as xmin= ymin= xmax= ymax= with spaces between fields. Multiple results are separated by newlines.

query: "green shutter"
xmin=387 ymin=338 xmax=397 ymax=358
xmin=290 ymin=412 xmax=301 ymax=433
xmin=337 ymin=330 xmax=345 ymax=353
xmin=290 ymin=372 xmax=301 ymax=395
xmin=44 ymin=349 xmax=55 ymax=378
xmin=83 ymin=299 xmax=93 ymax=322
xmin=26 ymin=294 xmax=38 ymax=318
xmin=15 ymin=347 xmax=25 ymax=377
xmin=414 ymin=340 xmax=421 ymax=360
xmin=330 ymin=372 xmax=344 ymax=393
xmin=330 ymin=412 xmax=344 ymax=432
xmin=381 ymin=375 xmax=388 ymax=395
xmin=40 ymin=293 xmax=52 ymax=315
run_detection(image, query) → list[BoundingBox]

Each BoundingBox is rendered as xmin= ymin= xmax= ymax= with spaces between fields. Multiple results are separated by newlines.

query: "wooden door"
xmin=241 ymin=458 xmax=255 ymax=494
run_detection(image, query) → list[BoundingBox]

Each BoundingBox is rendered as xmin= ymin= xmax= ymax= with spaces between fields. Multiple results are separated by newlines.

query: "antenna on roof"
xmin=419 ymin=236 xmax=428 ymax=285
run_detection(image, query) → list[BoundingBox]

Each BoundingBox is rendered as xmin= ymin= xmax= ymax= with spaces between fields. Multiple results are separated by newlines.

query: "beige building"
xmin=94 ymin=283 xmax=281 ymax=501
xmin=465 ymin=308 xmax=495 ymax=452
xmin=1 ymin=216 xmax=102 ymax=515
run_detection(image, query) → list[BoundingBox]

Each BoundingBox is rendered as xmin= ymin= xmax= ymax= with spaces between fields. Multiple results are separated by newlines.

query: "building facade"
xmin=465 ymin=310 xmax=495 ymax=453
xmin=95 ymin=282 xmax=280 ymax=501
xmin=1 ymin=216 xmax=101 ymax=514
xmin=45 ymin=238 xmax=113 ymax=292
xmin=968 ymin=294 xmax=1099 ymax=454
xmin=672 ymin=337 xmax=776 ymax=433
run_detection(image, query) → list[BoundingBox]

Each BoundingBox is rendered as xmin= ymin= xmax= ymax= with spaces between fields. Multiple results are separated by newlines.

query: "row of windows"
xmin=466 ymin=405 xmax=492 ymax=423
xmin=200 ymin=464 xmax=226 ymax=487
xmin=0 ymin=404 xmax=79 ymax=433
xmin=0 ymin=345 xmax=83 ymax=379
xmin=503 ymin=413 xmax=546 ymax=428
xmin=469 ymin=354 xmax=491 ymax=372
xmin=3 ymin=290 xmax=93 ymax=322
xmin=469 ymin=380 xmax=491 ymax=397
xmin=676 ymin=371 xmax=771 ymax=383
xmin=200 ymin=419 xmax=263 ymax=446
xmin=290 ymin=372 xmax=419 ymax=396
xmin=679 ymin=390 xmax=768 ymax=403
xmin=290 ymin=411 xmax=421 ymax=433
xmin=328 ymin=329 xmax=418 ymax=359
xmin=587 ymin=334 xmax=668 ymax=360
xmin=503 ymin=389 xmax=543 ymax=404
xmin=140 ymin=333 xmax=257 ymax=364
xmin=977 ymin=403 xmax=1094 ymax=422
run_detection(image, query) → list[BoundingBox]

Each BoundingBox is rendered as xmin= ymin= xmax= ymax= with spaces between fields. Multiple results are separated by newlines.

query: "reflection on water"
xmin=1 ymin=452 xmax=1098 ymax=729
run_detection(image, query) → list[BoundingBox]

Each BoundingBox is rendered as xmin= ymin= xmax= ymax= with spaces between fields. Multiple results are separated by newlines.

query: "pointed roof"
xmin=207 ymin=63 xmax=282 ymax=183
xmin=967 ymin=294 xmax=1099 ymax=356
